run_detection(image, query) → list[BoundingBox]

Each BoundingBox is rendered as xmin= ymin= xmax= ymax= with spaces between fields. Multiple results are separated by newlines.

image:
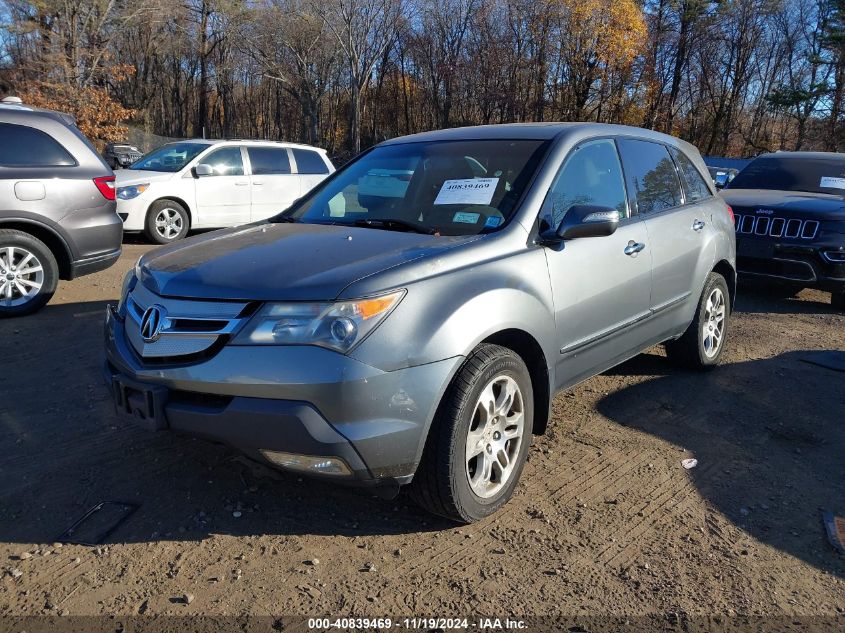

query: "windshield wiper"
xmin=352 ymin=218 xmax=435 ymax=235
xmin=272 ymin=215 xmax=299 ymax=223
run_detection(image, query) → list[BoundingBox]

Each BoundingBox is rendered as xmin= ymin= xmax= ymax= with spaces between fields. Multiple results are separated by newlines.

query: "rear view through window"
xmin=727 ymin=155 xmax=845 ymax=195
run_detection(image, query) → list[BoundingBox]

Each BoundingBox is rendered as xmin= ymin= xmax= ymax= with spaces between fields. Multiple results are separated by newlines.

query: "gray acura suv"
xmin=1 ymin=103 xmax=122 ymax=316
xmin=105 ymin=123 xmax=736 ymax=522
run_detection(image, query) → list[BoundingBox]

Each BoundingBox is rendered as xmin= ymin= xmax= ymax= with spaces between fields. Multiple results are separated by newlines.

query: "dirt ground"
xmin=0 ymin=239 xmax=844 ymax=626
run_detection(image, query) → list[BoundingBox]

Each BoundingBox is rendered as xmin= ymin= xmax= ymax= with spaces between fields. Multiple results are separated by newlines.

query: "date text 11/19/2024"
xmin=306 ymin=617 xmax=528 ymax=630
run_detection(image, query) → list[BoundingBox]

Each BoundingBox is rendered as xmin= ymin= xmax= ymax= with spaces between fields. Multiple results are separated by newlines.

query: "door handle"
xmin=624 ymin=241 xmax=646 ymax=256
xmin=692 ymin=219 xmax=706 ymax=231
xmin=252 ymin=181 xmax=263 ymax=185
xmin=235 ymin=181 xmax=249 ymax=186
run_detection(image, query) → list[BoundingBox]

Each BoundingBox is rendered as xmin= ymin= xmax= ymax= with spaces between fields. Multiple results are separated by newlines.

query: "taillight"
xmin=725 ymin=204 xmax=734 ymax=224
xmin=93 ymin=175 xmax=116 ymax=201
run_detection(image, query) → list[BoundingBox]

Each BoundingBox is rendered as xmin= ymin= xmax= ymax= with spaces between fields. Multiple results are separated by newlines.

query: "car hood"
xmin=137 ymin=222 xmax=477 ymax=301
xmin=720 ymin=189 xmax=845 ymax=220
xmin=115 ymin=169 xmax=177 ymax=186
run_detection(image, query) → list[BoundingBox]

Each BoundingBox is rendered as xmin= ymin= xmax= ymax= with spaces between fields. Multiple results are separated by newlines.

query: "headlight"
xmin=231 ymin=290 xmax=405 ymax=353
xmin=116 ymin=269 xmax=137 ymax=317
xmin=116 ymin=183 xmax=150 ymax=200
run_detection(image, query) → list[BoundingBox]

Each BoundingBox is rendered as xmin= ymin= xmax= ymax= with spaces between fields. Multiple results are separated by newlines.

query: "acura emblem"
xmin=140 ymin=305 xmax=167 ymax=343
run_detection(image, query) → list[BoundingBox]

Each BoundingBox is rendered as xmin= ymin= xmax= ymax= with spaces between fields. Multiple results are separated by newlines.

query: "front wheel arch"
xmin=147 ymin=196 xmax=193 ymax=228
xmin=481 ymin=329 xmax=550 ymax=437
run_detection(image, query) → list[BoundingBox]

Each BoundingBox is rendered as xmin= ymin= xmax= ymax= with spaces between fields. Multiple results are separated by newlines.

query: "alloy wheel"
xmin=465 ymin=374 xmax=525 ymax=499
xmin=0 ymin=246 xmax=44 ymax=307
xmin=701 ymin=287 xmax=726 ymax=358
xmin=154 ymin=208 xmax=184 ymax=240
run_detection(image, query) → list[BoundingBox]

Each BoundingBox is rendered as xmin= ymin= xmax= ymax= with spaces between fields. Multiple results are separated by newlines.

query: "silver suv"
xmin=0 ymin=103 xmax=122 ymax=316
xmin=105 ymin=123 xmax=736 ymax=522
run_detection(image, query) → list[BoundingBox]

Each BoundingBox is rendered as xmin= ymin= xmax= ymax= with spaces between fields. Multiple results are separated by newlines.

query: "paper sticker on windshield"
xmin=820 ymin=176 xmax=845 ymax=189
xmin=434 ymin=178 xmax=499 ymax=206
xmin=484 ymin=216 xmax=503 ymax=228
xmin=453 ymin=211 xmax=480 ymax=224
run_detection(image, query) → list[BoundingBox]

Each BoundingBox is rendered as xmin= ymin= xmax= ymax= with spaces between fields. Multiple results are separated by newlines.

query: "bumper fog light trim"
xmin=259 ymin=450 xmax=353 ymax=476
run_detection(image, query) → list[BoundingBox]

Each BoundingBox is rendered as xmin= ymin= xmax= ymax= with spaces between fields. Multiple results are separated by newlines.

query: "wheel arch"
xmin=0 ymin=218 xmax=73 ymax=279
xmin=712 ymin=259 xmax=736 ymax=309
xmin=148 ymin=196 xmax=193 ymax=229
xmin=481 ymin=329 xmax=551 ymax=436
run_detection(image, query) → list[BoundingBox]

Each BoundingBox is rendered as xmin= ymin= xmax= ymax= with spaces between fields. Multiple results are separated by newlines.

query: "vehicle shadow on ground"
xmin=0 ymin=301 xmax=452 ymax=546
xmin=734 ymin=284 xmax=837 ymax=316
xmin=596 ymin=350 xmax=845 ymax=580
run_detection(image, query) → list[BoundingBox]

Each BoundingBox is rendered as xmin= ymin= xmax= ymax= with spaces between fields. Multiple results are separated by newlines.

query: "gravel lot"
xmin=0 ymin=239 xmax=843 ymax=622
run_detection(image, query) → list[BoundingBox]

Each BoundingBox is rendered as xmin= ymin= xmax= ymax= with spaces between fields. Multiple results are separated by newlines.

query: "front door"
xmin=542 ymin=138 xmax=653 ymax=389
xmin=246 ymin=146 xmax=301 ymax=221
xmin=193 ymin=146 xmax=251 ymax=227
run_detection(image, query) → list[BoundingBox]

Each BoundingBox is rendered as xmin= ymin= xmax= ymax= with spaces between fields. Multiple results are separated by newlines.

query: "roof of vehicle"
xmin=0 ymin=103 xmax=77 ymax=127
xmin=164 ymin=138 xmax=329 ymax=152
xmin=379 ymin=122 xmax=691 ymax=147
xmin=756 ymin=151 xmax=845 ymax=160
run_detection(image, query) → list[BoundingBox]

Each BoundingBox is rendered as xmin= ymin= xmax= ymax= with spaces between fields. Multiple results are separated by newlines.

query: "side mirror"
xmin=542 ymin=204 xmax=620 ymax=243
xmin=193 ymin=164 xmax=213 ymax=178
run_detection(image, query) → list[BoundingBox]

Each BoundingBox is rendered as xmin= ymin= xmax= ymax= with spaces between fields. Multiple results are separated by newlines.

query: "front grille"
xmin=734 ymin=213 xmax=818 ymax=239
xmin=124 ymin=283 xmax=248 ymax=360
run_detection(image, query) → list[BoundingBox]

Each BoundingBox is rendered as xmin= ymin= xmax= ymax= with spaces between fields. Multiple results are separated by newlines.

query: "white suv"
xmin=115 ymin=139 xmax=334 ymax=243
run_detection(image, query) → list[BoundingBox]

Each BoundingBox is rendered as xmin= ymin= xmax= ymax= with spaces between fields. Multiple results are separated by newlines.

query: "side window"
xmin=202 ymin=146 xmax=244 ymax=176
xmin=248 ymin=147 xmax=292 ymax=175
xmin=540 ymin=138 xmax=628 ymax=230
xmin=292 ymin=148 xmax=329 ymax=175
xmin=617 ymin=139 xmax=682 ymax=214
xmin=0 ymin=122 xmax=76 ymax=167
xmin=668 ymin=146 xmax=712 ymax=203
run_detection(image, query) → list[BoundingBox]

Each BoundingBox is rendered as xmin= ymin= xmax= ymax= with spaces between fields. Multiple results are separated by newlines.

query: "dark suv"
xmin=721 ymin=152 xmax=845 ymax=309
xmin=103 ymin=142 xmax=142 ymax=170
xmin=0 ymin=103 xmax=122 ymax=316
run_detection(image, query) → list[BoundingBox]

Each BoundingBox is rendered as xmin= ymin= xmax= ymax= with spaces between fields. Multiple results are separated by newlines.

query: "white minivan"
xmin=115 ymin=139 xmax=335 ymax=243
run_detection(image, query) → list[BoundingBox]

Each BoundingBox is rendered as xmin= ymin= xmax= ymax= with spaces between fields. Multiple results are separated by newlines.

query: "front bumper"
xmin=736 ymin=237 xmax=845 ymax=292
xmin=104 ymin=305 xmax=462 ymax=486
xmin=116 ymin=197 xmax=150 ymax=231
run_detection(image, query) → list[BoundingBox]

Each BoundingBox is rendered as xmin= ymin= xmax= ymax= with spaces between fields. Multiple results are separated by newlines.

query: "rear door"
xmin=542 ymin=138 xmax=653 ymax=388
xmin=193 ymin=145 xmax=251 ymax=227
xmin=291 ymin=147 xmax=332 ymax=196
xmin=617 ymin=139 xmax=710 ymax=334
xmin=247 ymin=146 xmax=300 ymax=221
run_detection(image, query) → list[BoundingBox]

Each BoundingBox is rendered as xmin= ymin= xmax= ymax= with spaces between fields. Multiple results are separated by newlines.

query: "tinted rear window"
xmin=0 ymin=122 xmax=76 ymax=167
xmin=669 ymin=146 xmax=712 ymax=202
xmin=727 ymin=156 xmax=845 ymax=194
xmin=293 ymin=148 xmax=329 ymax=174
xmin=248 ymin=147 xmax=291 ymax=175
xmin=617 ymin=139 xmax=682 ymax=214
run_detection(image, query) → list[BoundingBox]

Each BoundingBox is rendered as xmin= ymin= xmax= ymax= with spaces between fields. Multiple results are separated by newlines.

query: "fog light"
xmin=259 ymin=450 xmax=352 ymax=476
xmin=821 ymin=249 xmax=845 ymax=263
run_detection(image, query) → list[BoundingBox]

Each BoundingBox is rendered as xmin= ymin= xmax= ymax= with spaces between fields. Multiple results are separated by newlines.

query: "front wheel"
xmin=144 ymin=200 xmax=190 ymax=244
xmin=410 ymin=344 xmax=533 ymax=523
xmin=0 ymin=229 xmax=59 ymax=318
xmin=664 ymin=272 xmax=730 ymax=370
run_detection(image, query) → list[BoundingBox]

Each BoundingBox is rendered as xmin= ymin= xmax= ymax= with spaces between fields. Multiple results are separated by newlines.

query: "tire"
xmin=144 ymin=199 xmax=190 ymax=244
xmin=410 ymin=344 xmax=534 ymax=523
xmin=0 ymin=229 xmax=59 ymax=318
xmin=832 ymin=292 xmax=845 ymax=311
xmin=664 ymin=272 xmax=730 ymax=370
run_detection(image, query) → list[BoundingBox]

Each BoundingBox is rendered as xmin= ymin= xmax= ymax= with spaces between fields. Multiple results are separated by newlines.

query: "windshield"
xmin=130 ymin=142 xmax=209 ymax=172
xmin=284 ymin=139 xmax=550 ymax=236
xmin=726 ymin=156 xmax=845 ymax=195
